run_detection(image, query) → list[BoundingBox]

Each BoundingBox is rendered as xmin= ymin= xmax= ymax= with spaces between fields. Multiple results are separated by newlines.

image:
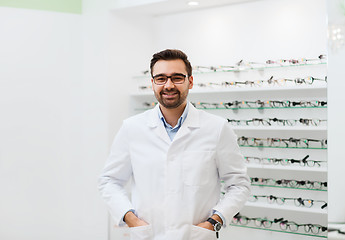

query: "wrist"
xmin=205 ymin=221 xmax=213 ymax=228
xmin=211 ymin=214 xmax=223 ymax=225
xmin=124 ymin=211 xmax=138 ymax=225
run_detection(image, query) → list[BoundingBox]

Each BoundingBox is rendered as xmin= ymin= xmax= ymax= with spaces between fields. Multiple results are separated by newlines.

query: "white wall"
xmin=0 ymin=5 xmax=108 ymax=240
xmin=327 ymin=0 xmax=345 ymax=223
xmin=152 ymin=0 xmax=327 ymax=65
xmin=107 ymin=11 xmax=154 ymax=139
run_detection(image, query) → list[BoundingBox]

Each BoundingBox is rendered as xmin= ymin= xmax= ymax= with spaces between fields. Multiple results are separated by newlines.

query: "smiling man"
xmin=98 ymin=49 xmax=250 ymax=240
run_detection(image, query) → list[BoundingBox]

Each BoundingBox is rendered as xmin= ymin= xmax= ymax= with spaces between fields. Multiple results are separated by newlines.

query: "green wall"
xmin=0 ymin=0 xmax=82 ymax=14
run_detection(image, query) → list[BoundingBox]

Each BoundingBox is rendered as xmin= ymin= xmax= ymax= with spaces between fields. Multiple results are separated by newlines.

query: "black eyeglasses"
xmin=191 ymin=55 xmax=326 ymax=73
xmin=231 ymin=215 xmax=274 ymax=228
xmin=248 ymin=194 xmax=327 ymax=209
xmin=277 ymin=219 xmax=328 ymax=234
xmin=266 ymin=55 xmax=327 ymax=66
xmin=227 ymin=118 xmax=327 ymax=126
xmin=193 ymin=102 xmax=223 ymax=109
xmin=189 ymin=100 xmax=327 ymax=110
xmin=238 ymin=136 xmax=327 ymax=149
xmin=250 ymin=177 xmax=327 ymax=190
xmin=195 ymin=76 xmax=327 ymax=88
xmin=152 ymin=73 xmax=187 ymax=85
xmin=224 ymin=100 xmax=326 ymax=109
xmin=268 ymin=100 xmax=327 ymax=108
xmin=232 ymin=214 xmax=328 ymax=235
xmin=244 ymin=155 xmax=326 ymax=167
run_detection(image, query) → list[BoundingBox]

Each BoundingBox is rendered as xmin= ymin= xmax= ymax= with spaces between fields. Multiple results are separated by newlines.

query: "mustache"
xmin=160 ymin=90 xmax=180 ymax=95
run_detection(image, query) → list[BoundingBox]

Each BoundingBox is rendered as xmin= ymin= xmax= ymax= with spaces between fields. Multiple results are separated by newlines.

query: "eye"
xmin=155 ymin=76 xmax=167 ymax=82
xmin=171 ymin=75 xmax=185 ymax=82
xmin=172 ymin=76 xmax=184 ymax=80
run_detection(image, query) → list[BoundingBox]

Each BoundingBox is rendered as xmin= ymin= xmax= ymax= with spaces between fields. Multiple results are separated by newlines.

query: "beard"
xmin=154 ymin=88 xmax=188 ymax=109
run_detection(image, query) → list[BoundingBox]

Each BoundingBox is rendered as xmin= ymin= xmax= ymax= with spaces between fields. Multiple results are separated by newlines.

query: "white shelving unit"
xmin=107 ymin=0 xmax=330 ymax=239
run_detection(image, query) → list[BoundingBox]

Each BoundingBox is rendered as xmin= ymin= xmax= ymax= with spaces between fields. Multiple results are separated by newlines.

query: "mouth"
xmin=161 ymin=91 xmax=179 ymax=98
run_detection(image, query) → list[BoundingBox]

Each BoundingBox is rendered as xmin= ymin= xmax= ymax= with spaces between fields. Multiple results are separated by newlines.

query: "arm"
xmin=212 ymin=121 xmax=251 ymax=226
xmin=98 ymin=121 xmax=135 ymax=226
xmin=124 ymin=211 xmax=148 ymax=227
xmin=196 ymin=214 xmax=223 ymax=231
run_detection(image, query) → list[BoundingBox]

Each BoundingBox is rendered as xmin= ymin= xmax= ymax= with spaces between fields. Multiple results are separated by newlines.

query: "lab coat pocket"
xmin=182 ymin=151 xmax=215 ymax=186
xmin=129 ymin=225 xmax=153 ymax=240
xmin=190 ymin=225 xmax=217 ymax=240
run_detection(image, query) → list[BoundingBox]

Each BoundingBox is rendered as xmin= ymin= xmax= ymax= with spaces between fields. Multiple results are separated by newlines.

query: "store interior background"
xmin=0 ymin=0 xmax=345 ymax=239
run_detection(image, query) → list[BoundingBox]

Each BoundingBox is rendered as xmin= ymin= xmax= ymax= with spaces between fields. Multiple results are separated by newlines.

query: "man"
xmin=98 ymin=49 xmax=250 ymax=240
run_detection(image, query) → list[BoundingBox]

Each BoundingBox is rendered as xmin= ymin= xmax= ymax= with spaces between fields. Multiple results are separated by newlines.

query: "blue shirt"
xmin=158 ymin=103 xmax=189 ymax=141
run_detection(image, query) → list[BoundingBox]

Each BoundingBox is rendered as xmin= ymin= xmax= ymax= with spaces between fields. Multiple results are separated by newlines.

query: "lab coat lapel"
xmin=146 ymin=105 xmax=171 ymax=145
xmin=173 ymin=102 xmax=200 ymax=142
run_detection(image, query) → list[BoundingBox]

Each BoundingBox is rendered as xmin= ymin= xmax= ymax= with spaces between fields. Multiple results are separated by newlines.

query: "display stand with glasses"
xmin=130 ymin=56 xmax=327 ymax=239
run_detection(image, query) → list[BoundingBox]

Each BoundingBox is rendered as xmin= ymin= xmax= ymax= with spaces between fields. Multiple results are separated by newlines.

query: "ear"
xmin=188 ymin=75 xmax=194 ymax=89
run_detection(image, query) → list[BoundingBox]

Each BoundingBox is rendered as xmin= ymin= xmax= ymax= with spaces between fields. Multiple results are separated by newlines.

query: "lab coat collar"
xmin=147 ymin=102 xmax=200 ymax=144
xmin=147 ymin=102 xmax=199 ymax=129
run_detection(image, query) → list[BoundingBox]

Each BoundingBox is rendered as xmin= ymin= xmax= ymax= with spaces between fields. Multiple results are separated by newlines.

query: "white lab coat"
xmin=98 ymin=102 xmax=250 ymax=240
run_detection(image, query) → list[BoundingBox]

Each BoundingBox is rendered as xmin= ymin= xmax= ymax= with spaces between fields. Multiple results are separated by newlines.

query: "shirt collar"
xmin=158 ymin=103 xmax=189 ymax=129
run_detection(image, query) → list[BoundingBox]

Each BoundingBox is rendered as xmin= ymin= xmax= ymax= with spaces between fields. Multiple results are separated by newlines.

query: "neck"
xmin=160 ymin=102 xmax=187 ymax=127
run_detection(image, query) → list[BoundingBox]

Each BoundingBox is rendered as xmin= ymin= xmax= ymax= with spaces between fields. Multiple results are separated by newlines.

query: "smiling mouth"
xmin=162 ymin=92 xmax=178 ymax=98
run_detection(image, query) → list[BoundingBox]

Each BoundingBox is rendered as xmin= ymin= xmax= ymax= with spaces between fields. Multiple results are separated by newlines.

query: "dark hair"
xmin=150 ymin=49 xmax=192 ymax=77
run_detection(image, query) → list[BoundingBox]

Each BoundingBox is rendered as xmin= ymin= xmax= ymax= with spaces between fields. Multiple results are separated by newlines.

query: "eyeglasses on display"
xmin=232 ymin=213 xmax=327 ymax=235
xmin=191 ymin=55 xmax=326 ymax=73
xmin=227 ymin=118 xmax=327 ymax=126
xmin=195 ymin=76 xmax=327 ymax=89
xmin=276 ymin=219 xmax=327 ymax=234
xmin=139 ymin=55 xmax=326 ymax=76
xmin=265 ymin=100 xmax=327 ymax=108
xmin=238 ymin=136 xmax=327 ymax=149
xmin=248 ymin=194 xmax=327 ymax=209
xmin=250 ymin=177 xmax=327 ymax=190
xmin=139 ymin=100 xmax=327 ymax=112
xmin=190 ymin=100 xmax=327 ymax=110
xmin=244 ymin=155 xmax=326 ymax=167
xmin=265 ymin=55 xmax=326 ymax=66
xmin=231 ymin=214 xmax=274 ymax=228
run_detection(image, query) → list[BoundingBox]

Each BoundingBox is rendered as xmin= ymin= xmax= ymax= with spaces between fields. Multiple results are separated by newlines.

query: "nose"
xmin=164 ymin=78 xmax=175 ymax=90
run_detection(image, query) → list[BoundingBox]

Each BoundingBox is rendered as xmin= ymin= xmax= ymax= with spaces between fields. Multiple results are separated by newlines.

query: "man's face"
xmin=151 ymin=59 xmax=193 ymax=109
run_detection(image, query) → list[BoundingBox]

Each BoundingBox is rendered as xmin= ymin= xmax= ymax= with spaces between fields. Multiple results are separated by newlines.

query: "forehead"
xmin=152 ymin=59 xmax=187 ymax=75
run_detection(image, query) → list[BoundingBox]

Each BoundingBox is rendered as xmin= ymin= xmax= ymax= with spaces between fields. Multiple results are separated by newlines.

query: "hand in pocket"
xmin=124 ymin=211 xmax=149 ymax=228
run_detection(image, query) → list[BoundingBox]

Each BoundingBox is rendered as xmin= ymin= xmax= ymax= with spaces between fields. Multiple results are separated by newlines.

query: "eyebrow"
xmin=152 ymin=73 xmax=186 ymax=77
